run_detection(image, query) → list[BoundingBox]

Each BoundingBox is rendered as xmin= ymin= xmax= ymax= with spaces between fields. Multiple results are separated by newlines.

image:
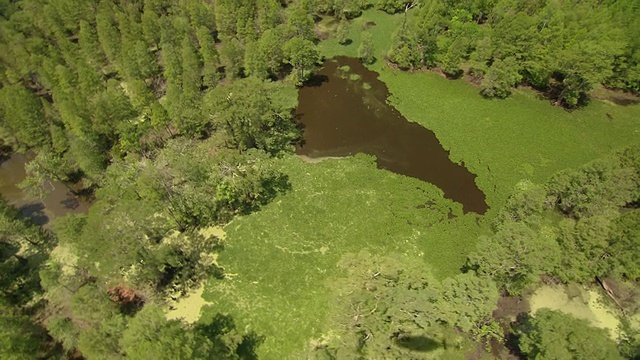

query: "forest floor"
xmin=198 ymin=9 xmax=640 ymax=359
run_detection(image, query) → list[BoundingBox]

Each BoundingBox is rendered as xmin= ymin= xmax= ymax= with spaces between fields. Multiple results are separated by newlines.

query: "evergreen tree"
xmin=257 ymin=0 xmax=282 ymax=33
xmin=180 ymin=37 xmax=203 ymax=99
xmin=78 ymin=20 xmax=107 ymax=71
xmin=196 ymin=26 xmax=221 ymax=88
xmin=219 ymin=36 xmax=245 ymax=79
xmin=0 ymin=311 xmax=43 ymax=359
xmin=95 ymin=9 xmax=121 ymax=66
xmin=0 ymin=85 xmax=50 ymax=150
xmin=286 ymin=5 xmax=315 ymax=40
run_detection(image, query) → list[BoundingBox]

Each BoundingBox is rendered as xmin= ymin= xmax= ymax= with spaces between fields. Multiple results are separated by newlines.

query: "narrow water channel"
xmin=0 ymin=153 xmax=88 ymax=225
xmin=296 ymin=57 xmax=488 ymax=214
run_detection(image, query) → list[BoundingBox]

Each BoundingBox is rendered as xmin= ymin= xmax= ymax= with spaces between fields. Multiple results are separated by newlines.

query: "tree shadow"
xmin=608 ymin=97 xmax=640 ymax=106
xmin=60 ymin=196 xmax=81 ymax=210
xmin=502 ymin=313 xmax=529 ymax=358
xmin=362 ymin=21 xmax=377 ymax=30
xmin=293 ymin=113 xmax=307 ymax=149
xmin=443 ymin=69 xmax=464 ymax=79
xmin=197 ymin=312 xmax=236 ymax=338
xmin=625 ymin=199 xmax=640 ymax=209
xmin=535 ymin=76 xmax=591 ymax=110
xmin=303 ymin=74 xmax=329 ymax=87
xmin=0 ymin=241 xmax=46 ymax=306
xmin=196 ymin=312 xmax=265 ymax=359
xmin=368 ymin=57 xmax=378 ymax=65
xmin=237 ymin=331 xmax=265 ymax=360
xmin=18 ymin=202 xmax=49 ymax=226
xmin=395 ymin=335 xmax=441 ymax=352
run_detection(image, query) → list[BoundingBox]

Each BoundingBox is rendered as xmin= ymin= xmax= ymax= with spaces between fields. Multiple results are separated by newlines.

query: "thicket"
xmin=385 ymin=0 xmax=640 ymax=107
xmin=469 ymin=146 xmax=640 ymax=294
xmin=466 ymin=145 xmax=640 ymax=358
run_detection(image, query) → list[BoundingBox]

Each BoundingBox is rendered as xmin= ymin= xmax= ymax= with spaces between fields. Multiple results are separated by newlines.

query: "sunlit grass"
xmin=203 ymin=155 xmax=484 ymax=358
xmin=379 ymin=70 xmax=640 ymax=211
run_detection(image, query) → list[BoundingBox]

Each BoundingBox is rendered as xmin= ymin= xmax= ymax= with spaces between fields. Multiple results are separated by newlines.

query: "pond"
xmin=296 ymin=57 xmax=488 ymax=214
xmin=0 ymin=153 xmax=88 ymax=225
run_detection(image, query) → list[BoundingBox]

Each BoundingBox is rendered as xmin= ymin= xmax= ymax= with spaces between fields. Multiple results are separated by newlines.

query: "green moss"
xmin=380 ymin=70 xmax=640 ymax=211
xmin=165 ymin=284 xmax=212 ymax=323
xmin=529 ymin=285 xmax=621 ymax=340
xmin=349 ymin=73 xmax=361 ymax=81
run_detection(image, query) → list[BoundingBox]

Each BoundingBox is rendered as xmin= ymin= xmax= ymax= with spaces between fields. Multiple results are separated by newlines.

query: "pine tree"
xmin=196 ymin=27 xmax=220 ymax=88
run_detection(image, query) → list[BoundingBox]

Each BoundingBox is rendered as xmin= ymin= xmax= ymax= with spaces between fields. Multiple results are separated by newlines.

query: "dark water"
xmin=296 ymin=57 xmax=488 ymax=214
xmin=0 ymin=154 xmax=88 ymax=225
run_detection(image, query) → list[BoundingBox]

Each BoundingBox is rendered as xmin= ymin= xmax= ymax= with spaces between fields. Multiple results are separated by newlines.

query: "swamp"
xmin=1 ymin=1 xmax=640 ymax=359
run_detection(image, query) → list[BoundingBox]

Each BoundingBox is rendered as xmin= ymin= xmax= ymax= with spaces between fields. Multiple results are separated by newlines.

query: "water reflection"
xmin=0 ymin=154 xmax=88 ymax=225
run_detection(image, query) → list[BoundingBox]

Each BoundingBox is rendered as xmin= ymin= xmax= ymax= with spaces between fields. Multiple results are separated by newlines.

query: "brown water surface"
xmin=0 ymin=153 xmax=88 ymax=225
xmin=296 ymin=57 xmax=488 ymax=213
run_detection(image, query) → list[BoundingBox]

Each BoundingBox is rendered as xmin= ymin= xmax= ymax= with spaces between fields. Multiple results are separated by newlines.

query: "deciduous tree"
xmin=283 ymin=36 xmax=319 ymax=84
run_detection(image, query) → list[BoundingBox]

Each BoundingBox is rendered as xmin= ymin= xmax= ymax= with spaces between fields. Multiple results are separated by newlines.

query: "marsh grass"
xmin=201 ymin=8 xmax=640 ymax=359
xmin=203 ymin=155 xmax=484 ymax=358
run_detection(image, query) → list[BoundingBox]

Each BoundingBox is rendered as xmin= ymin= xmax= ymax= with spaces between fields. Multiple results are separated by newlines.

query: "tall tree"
xmin=196 ymin=26 xmax=221 ymax=88
xmin=95 ymin=8 xmax=121 ymax=66
xmin=205 ymin=77 xmax=300 ymax=153
xmin=0 ymin=85 xmax=50 ymax=150
xmin=480 ymin=57 xmax=522 ymax=98
xmin=283 ymin=36 xmax=319 ymax=84
xmin=286 ymin=5 xmax=314 ymax=40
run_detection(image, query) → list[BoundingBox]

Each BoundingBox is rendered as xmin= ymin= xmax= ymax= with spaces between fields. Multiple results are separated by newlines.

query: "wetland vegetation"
xmin=1 ymin=1 xmax=640 ymax=359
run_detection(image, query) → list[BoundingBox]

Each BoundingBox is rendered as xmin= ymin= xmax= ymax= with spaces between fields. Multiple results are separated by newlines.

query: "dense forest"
xmin=386 ymin=0 xmax=640 ymax=107
xmin=1 ymin=0 xmax=640 ymax=359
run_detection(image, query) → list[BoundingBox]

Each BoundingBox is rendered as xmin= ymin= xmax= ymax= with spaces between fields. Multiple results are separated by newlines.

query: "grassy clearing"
xmin=203 ymin=155 xmax=484 ymax=358
xmin=318 ymin=10 xmax=400 ymax=61
xmin=320 ymin=9 xmax=640 ymax=211
xmin=380 ymin=72 xmax=640 ymax=210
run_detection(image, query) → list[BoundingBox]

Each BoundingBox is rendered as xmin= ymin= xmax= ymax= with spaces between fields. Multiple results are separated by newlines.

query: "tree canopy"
xmin=385 ymin=0 xmax=640 ymax=107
